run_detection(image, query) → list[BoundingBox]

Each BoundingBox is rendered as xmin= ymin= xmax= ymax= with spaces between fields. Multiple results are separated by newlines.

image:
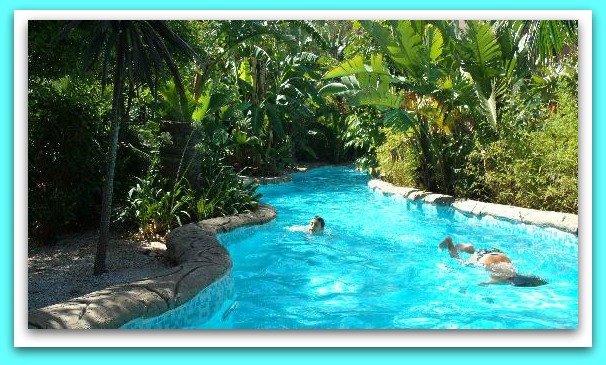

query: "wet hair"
xmin=507 ymin=275 xmax=548 ymax=287
xmin=313 ymin=216 xmax=325 ymax=228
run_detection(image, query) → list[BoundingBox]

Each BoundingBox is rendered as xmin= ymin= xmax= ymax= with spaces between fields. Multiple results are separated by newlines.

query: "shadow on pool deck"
xmin=27 ymin=203 xmax=276 ymax=329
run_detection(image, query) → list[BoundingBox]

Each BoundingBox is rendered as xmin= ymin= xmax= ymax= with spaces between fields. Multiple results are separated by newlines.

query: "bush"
xmin=119 ymin=152 xmax=262 ymax=238
xmin=120 ymin=168 xmax=193 ymax=239
xmin=343 ymin=107 xmax=385 ymax=174
xmin=468 ymin=82 xmax=578 ymax=213
xmin=28 ymin=76 xmax=110 ymax=244
xmin=195 ymin=156 xmax=262 ymax=220
xmin=375 ymin=129 xmax=419 ymax=188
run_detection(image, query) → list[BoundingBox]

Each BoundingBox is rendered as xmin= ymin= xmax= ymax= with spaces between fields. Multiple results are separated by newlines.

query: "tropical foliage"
xmin=467 ymin=78 xmax=578 ymax=212
xmin=27 ymin=19 xmax=579 ymax=275
xmin=320 ymin=20 xmax=578 ymax=212
xmin=28 ymin=76 xmax=110 ymax=244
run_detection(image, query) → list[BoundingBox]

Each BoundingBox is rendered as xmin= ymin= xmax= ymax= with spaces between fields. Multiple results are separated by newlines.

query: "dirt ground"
xmin=27 ymin=230 xmax=171 ymax=311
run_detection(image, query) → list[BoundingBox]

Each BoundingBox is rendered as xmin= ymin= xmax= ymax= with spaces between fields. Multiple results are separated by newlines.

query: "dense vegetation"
xmin=321 ymin=20 xmax=578 ymax=211
xmin=28 ymin=20 xmax=578 ymax=273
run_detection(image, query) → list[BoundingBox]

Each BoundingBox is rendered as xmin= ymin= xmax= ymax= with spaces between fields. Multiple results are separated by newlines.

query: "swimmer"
xmin=307 ymin=216 xmax=325 ymax=235
xmin=438 ymin=236 xmax=547 ymax=287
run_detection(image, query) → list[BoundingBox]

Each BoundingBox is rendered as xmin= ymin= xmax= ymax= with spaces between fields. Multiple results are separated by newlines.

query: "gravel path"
xmin=28 ymin=230 xmax=171 ymax=311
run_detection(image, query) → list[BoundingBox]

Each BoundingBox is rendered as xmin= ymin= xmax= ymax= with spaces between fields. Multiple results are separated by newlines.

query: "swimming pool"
xmin=127 ymin=166 xmax=579 ymax=329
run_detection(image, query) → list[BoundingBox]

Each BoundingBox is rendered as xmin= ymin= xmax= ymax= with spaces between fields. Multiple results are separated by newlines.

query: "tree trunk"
xmin=417 ymin=117 xmax=434 ymax=191
xmin=94 ymin=33 xmax=126 ymax=275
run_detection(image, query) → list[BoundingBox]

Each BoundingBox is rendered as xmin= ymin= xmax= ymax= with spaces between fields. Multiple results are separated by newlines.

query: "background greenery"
xmin=28 ymin=19 xmax=578 ymax=257
xmin=6 ymin=0 xmax=598 ymax=359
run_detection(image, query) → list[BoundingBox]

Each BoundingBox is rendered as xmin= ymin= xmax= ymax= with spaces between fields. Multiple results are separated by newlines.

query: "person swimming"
xmin=438 ymin=236 xmax=547 ymax=287
xmin=307 ymin=216 xmax=325 ymax=235
xmin=287 ymin=216 xmax=326 ymax=235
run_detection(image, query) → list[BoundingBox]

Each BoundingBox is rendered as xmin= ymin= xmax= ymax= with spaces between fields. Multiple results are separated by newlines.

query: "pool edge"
xmin=27 ymin=203 xmax=277 ymax=329
xmin=368 ymin=179 xmax=578 ymax=235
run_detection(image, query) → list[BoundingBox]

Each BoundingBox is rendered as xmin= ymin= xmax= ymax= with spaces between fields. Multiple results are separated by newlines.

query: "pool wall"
xmin=368 ymin=179 xmax=578 ymax=234
xmin=27 ymin=203 xmax=276 ymax=329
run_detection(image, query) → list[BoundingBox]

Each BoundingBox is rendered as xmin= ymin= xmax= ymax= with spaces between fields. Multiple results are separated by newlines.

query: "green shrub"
xmin=375 ymin=129 xmax=419 ymax=188
xmin=195 ymin=157 xmax=262 ymax=220
xmin=119 ymin=153 xmax=262 ymax=238
xmin=469 ymin=82 xmax=578 ymax=213
xmin=121 ymin=168 xmax=193 ymax=239
xmin=343 ymin=107 xmax=385 ymax=175
xmin=28 ymin=76 xmax=110 ymax=244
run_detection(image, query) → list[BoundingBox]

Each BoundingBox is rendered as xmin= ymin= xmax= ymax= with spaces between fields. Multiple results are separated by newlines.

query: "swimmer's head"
xmin=308 ymin=216 xmax=325 ymax=234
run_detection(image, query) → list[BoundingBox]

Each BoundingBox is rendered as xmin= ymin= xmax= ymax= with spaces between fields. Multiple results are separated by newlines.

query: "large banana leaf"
xmin=358 ymin=20 xmax=400 ymax=58
xmin=320 ymin=55 xmax=401 ymax=110
xmin=384 ymin=109 xmax=416 ymax=132
xmin=359 ymin=20 xmax=423 ymax=77
xmin=318 ymin=82 xmax=351 ymax=97
xmin=475 ymin=83 xmax=498 ymax=130
xmin=393 ymin=20 xmax=424 ymax=72
xmin=192 ymin=81 xmax=212 ymax=123
xmin=459 ymin=21 xmax=503 ymax=95
xmin=319 ymin=76 xmax=401 ymax=109
xmin=350 ymin=88 xmax=402 ymax=110
xmin=424 ymin=23 xmax=444 ymax=64
xmin=322 ymin=54 xmax=389 ymax=80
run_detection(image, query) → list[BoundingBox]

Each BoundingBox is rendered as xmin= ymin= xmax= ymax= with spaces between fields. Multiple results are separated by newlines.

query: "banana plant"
xmin=454 ymin=20 xmax=506 ymax=131
xmin=318 ymin=54 xmax=407 ymax=112
xmin=319 ymin=20 xmax=474 ymax=192
xmin=354 ymin=20 xmax=542 ymax=134
xmin=322 ymin=19 xmax=577 ymax=192
xmin=159 ymin=80 xmax=212 ymax=124
xmin=321 ymin=21 xmax=463 ymax=127
xmin=237 ymin=46 xmax=323 ymax=173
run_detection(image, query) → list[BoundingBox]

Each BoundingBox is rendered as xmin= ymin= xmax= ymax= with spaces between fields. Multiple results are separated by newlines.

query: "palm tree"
xmin=63 ymin=20 xmax=200 ymax=274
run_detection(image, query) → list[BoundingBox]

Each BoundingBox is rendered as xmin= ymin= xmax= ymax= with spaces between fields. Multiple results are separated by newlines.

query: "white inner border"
xmin=14 ymin=10 xmax=592 ymax=348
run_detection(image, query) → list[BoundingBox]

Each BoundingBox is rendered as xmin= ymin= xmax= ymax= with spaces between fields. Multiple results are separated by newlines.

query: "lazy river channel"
xmin=125 ymin=166 xmax=578 ymax=330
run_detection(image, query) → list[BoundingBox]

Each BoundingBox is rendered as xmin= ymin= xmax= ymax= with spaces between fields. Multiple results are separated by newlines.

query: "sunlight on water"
xmin=133 ymin=166 xmax=579 ymax=330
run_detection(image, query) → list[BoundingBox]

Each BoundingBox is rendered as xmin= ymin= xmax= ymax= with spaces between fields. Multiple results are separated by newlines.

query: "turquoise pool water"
xmin=127 ymin=166 xmax=579 ymax=329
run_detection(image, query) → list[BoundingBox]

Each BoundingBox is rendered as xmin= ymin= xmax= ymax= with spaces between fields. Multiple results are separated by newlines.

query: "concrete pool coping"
xmin=368 ymin=179 xmax=578 ymax=235
xmin=27 ymin=203 xmax=277 ymax=329
xmin=28 ymin=172 xmax=577 ymax=329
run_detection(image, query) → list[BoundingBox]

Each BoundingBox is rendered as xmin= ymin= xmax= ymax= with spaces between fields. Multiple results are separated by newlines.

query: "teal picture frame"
xmin=4 ymin=0 xmax=601 ymax=362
